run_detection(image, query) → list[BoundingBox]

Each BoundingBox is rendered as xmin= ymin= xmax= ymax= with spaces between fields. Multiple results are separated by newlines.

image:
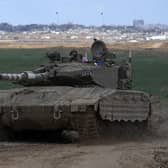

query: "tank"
xmin=0 ymin=40 xmax=151 ymax=141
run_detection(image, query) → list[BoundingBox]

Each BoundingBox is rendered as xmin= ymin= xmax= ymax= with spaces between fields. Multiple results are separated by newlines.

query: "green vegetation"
xmin=132 ymin=49 xmax=168 ymax=98
xmin=0 ymin=48 xmax=168 ymax=98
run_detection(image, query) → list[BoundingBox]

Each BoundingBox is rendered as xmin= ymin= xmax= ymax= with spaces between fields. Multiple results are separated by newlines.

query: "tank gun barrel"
xmin=0 ymin=71 xmax=49 ymax=82
xmin=0 ymin=73 xmax=24 ymax=81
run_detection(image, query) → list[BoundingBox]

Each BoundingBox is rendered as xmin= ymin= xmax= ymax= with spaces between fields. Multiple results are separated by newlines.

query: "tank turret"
xmin=0 ymin=40 xmax=132 ymax=89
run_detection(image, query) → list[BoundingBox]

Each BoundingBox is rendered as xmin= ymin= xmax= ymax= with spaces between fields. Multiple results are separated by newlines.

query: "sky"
xmin=0 ymin=0 xmax=167 ymax=26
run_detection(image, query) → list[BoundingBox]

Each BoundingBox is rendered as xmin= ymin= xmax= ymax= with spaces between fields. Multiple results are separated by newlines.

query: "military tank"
xmin=0 ymin=40 xmax=151 ymax=141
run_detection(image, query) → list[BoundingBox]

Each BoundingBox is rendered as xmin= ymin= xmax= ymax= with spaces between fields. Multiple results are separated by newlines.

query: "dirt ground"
xmin=1 ymin=40 xmax=168 ymax=49
xmin=0 ymin=101 xmax=168 ymax=168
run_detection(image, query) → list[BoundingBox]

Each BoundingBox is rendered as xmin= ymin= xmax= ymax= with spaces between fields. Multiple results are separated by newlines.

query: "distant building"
xmin=133 ymin=20 xmax=144 ymax=27
xmin=146 ymin=35 xmax=167 ymax=41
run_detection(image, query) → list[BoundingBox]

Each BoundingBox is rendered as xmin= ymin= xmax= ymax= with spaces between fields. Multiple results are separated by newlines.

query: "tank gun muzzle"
xmin=0 ymin=71 xmax=49 ymax=82
xmin=0 ymin=73 xmax=24 ymax=80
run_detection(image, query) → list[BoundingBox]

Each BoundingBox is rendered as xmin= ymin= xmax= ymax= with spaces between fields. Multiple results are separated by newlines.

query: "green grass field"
xmin=132 ymin=49 xmax=168 ymax=98
xmin=0 ymin=48 xmax=168 ymax=98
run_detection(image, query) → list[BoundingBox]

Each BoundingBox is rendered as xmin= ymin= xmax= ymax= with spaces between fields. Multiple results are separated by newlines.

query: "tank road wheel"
xmin=71 ymin=109 xmax=99 ymax=141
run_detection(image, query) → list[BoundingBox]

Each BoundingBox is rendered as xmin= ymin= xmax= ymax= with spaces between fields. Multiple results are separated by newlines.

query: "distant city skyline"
xmin=0 ymin=0 xmax=167 ymax=25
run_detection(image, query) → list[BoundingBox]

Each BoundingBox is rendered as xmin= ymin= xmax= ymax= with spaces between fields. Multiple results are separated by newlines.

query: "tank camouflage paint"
xmin=0 ymin=40 xmax=151 ymax=140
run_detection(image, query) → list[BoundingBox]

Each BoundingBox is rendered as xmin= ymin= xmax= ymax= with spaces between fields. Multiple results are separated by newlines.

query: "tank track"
xmin=70 ymin=112 xmax=150 ymax=141
xmin=71 ymin=110 xmax=99 ymax=140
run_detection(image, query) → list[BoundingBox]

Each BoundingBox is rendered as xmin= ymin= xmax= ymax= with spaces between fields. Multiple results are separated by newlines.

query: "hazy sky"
xmin=0 ymin=0 xmax=167 ymax=25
